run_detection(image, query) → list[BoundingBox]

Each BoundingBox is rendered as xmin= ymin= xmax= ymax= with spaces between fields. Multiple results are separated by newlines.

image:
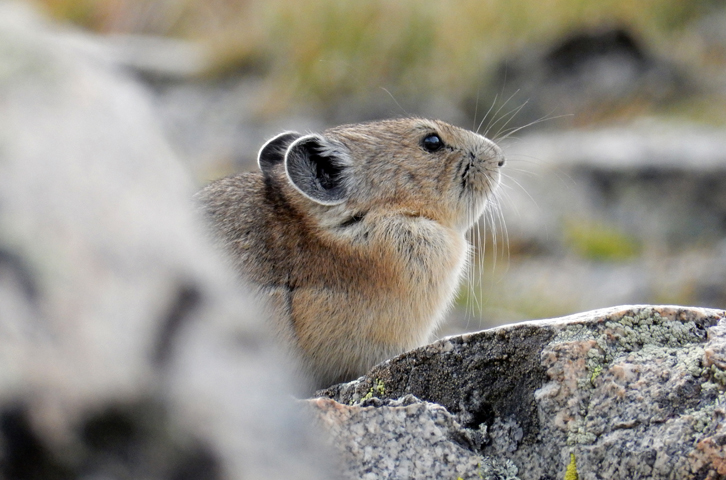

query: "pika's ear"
xmin=257 ymin=131 xmax=301 ymax=176
xmin=284 ymin=134 xmax=351 ymax=206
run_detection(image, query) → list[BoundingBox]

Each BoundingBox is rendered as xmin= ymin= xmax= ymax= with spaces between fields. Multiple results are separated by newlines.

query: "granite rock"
xmin=314 ymin=305 xmax=726 ymax=480
xmin=308 ymin=395 xmax=511 ymax=480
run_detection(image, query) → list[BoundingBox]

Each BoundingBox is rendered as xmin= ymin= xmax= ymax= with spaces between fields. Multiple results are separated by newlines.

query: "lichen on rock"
xmin=313 ymin=305 xmax=726 ymax=479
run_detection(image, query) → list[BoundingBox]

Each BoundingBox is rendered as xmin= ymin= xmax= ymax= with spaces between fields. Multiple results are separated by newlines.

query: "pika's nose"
xmin=478 ymin=134 xmax=505 ymax=168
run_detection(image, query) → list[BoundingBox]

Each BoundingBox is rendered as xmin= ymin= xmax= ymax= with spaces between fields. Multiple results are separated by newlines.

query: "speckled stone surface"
xmin=308 ymin=395 xmax=518 ymax=480
xmin=310 ymin=396 xmax=479 ymax=479
xmin=313 ymin=305 xmax=726 ymax=480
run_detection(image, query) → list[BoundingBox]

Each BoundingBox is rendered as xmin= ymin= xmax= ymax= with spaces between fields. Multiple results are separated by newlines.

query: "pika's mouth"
xmin=457 ymin=151 xmax=500 ymax=199
xmin=459 ymin=152 xmax=476 ymax=192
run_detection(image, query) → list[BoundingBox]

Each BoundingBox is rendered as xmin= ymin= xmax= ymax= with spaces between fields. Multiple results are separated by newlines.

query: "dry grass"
xmin=33 ymin=0 xmax=717 ymax=113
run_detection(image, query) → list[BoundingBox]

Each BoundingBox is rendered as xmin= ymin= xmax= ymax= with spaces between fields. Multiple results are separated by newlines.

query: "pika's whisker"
xmin=496 ymin=113 xmax=573 ymax=143
xmin=472 ymin=86 xmax=481 ymax=132
xmin=483 ymin=89 xmax=521 ymax=138
xmin=379 ymin=87 xmax=410 ymax=117
xmin=476 ymin=93 xmax=499 ymax=135
xmin=494 ymin=196 xmax=510 ymax=268
xmin=500 ymin=172 xmax=539 ymax=208
xmin=492 ymin=100 xmax=530 ymax=140
xmin=504 ymin=154 xmax=549 ymax=167
xmin=502 ymin=167 xmax=541 ymax=177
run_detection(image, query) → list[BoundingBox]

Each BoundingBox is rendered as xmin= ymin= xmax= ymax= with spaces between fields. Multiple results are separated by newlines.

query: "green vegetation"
xmin=564 ymin=453 xmax=579 ymax=480
xmin=350 ymin=378 xmax=386 ymax=404
xmin=589 ymin=365 xmax=603 ymax=386
xmin=564 ymin=219 xmax=641 ymax=262
xmin=361 ymin=379 xmax=385 ymax=402
xmin=34 ymin=0 xmax=718 ymax=114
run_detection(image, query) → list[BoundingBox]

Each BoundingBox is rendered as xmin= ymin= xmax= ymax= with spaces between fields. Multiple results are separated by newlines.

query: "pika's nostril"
xmin=498 ymin=157 xmax=506 ymax=167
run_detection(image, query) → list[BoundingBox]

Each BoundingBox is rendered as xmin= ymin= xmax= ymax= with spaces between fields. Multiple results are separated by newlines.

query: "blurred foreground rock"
xmin=0 ymin=2 xmax=329 ymax=479
xmin=314 ymin=305 xmax=726 ymax=480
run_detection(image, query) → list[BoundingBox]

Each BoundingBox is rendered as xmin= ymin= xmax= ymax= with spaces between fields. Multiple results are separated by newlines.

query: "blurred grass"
xmin=33 ymin=0 xmax=718 ymax=114
xmin=564 ymin=219 xmax=641 ymax=262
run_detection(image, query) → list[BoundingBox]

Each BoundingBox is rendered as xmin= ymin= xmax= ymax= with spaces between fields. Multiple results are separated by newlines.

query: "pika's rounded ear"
xmin=257 ymin=131 xmax=301 ymax=176
xmin=284 ymin=134 xmax=351 ymax=206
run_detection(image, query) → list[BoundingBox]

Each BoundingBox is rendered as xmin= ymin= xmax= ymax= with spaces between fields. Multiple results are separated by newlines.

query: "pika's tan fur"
xmin=196 ymin=118 xmax=504 ymax=389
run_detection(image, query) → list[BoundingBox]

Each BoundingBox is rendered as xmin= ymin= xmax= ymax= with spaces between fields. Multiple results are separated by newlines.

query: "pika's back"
xmin=197 ymin=117 xmax=505 ymax=389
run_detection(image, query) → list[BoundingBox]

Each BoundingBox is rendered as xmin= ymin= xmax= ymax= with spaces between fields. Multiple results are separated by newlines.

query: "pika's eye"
xmin=422 ymin=133 xmax=444 ymax=152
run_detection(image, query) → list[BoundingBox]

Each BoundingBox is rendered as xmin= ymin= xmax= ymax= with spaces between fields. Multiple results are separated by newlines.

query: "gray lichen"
xmin=553 ymin=308 xmax=710 ymax=392
xmin=477 ymin=457 xmax=520 ymax=480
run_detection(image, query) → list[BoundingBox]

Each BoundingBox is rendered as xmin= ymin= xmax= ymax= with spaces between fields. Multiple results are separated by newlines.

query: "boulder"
xmin=473 ymin=26 xmax=687 ymax=128
xmin=0 ymin=2 xmax=330 ymax=479
xmin=503 ymin=120 xmax=726 ymax=250
xmin=314 ymin=305 xmax=726 ymax=480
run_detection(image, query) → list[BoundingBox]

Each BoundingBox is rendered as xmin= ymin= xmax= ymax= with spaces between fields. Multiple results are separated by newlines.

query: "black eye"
xmin=422 ymin=133 xmax=444 ymax=152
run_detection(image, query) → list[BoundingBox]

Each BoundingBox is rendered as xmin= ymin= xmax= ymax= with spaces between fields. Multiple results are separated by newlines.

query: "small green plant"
xmin=589 ymin=365 xmax=603 ymax=385
xmin=361 ymin=379 xmax=385 ymax=402
xmin=564 ymin=453 xmax=578 ymax=480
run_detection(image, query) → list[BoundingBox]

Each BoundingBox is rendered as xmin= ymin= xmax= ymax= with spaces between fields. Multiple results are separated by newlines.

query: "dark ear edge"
xmin=257 ymin=131 xmax=301 ymax=176
xmin=284 ymin=135 xmax=350 ymax=206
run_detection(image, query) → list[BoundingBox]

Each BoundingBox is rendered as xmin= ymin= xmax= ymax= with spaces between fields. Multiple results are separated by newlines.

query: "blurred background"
xmin=31 ymin=0 xmax=726 ymax=335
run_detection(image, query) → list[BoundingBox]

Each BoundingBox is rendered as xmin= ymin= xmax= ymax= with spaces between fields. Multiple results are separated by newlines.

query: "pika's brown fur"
xmin=196 ymin=118 xmax=504 ymax=389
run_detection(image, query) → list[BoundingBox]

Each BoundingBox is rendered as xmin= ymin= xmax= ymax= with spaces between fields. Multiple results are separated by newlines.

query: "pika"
xmin=196 ymin=118 xmax=504 ymax=389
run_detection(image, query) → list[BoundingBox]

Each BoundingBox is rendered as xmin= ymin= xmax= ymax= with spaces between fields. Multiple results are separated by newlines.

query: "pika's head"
xmin=257 ymin=118 xmax=504 ymax=232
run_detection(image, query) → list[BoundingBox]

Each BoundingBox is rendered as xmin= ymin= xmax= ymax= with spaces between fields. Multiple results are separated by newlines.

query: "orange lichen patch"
xmin=543 ymin=340 xmax=598 ymax=381
xmin=703 ymin=347 xmax=726 ymax=370
xmin=539 ymin=339 xmax=599 ymax=432
xmin=308 ymin=397 xmax=357 ymax=430
xmin=689 ymin=432 xmax=726 ymax=478
xmin=609 ymin=363 xmax=640 ymax=384
xmin=600 ymin=380 xmax=627 ymax=399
